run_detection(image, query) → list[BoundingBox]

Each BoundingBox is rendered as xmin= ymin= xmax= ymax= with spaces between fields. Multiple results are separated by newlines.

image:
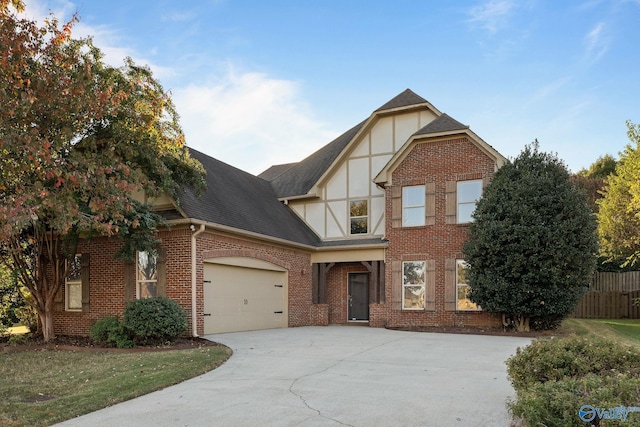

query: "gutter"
xmin=191 ymin=223 xmax=205 ymax=337
xmin=168 ymin=218 xmax=318 ymax=251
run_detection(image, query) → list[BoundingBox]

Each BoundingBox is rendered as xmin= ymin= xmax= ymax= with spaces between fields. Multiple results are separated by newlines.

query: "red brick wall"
xmin=378 ymin=136 xmax=502 ymax=328
xmin=54 ymin=227 xmax=313 ymax=336
xmin=52 ymin=135 xmax=503 ymax=336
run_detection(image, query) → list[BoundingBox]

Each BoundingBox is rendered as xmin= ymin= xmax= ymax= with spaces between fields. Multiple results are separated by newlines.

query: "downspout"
xmin=191 ymin=223 xmax=205 ymax=337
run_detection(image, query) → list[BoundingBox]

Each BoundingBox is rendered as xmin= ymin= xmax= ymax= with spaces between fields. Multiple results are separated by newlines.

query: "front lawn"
xmin=0 ymin=344 xmax=231 ymax=426
xmin=562 ymin=318 xmax=640 ymax=346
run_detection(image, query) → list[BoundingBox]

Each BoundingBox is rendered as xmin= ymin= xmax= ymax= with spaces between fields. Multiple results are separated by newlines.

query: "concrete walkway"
xmin=56 ymin=326 xmax=530 ymax=427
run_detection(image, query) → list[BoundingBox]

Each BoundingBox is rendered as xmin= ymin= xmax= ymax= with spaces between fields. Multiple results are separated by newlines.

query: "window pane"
xmin=457 ymin=260 xmax=469 ymax=285
xmin=457 ymin=284 xmax=479 ymax=310
xmin=350 ymin=217 xmax=368 ymax=234
xmin=403 ymin=285 xmax=425 ymax=309
xmin=350 ymin=200 xmax=368 ymax=216
xmin=139 ymin=282 xmax=158 ymax=299
xmin=403 ymin=206 xmax=425 ymax=227
xmin=458 ymin=202 xmax=476 ymax=224
xmin=457 ymin=180 xmax=482 ymax=203
xmin=403 ymin=185 xmax=424 ymax=207
xmin=67 ymin=255 xmax=81 ymax=282
xmin=67 ymin=283 xmax=82 ymax=310
xmin=138 ymin=251 xmax=157 ymax=281
xmin=403 ymin=261 xmax=426 ymax=285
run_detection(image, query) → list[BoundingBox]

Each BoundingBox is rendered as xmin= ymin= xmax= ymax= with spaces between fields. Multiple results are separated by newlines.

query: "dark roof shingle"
xmin=266 ymin=120 xmax=366 ymax=198
xmin=375 ymin=89 xmax=428 ymax=112
xmin=414 ymin=113 xmax=468 ymax=135
xmin=257 ymin=162 xmax=297 ymax=181
xmin=177 ymin=148 xmax=320 ymax=246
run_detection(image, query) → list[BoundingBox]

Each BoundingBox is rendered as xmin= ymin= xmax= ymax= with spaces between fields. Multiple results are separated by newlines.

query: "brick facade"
xmin=380 ymin=137 xmax=500 ymax=328
xmin=54 ymin=227 xmax=313 ymax=336
xmin=53 ymin=130 xmax=503 ymax=336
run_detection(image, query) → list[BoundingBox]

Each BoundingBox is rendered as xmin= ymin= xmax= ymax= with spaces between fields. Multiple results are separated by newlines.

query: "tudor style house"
xmin=54 ymin=89 xmax=507 ymax=337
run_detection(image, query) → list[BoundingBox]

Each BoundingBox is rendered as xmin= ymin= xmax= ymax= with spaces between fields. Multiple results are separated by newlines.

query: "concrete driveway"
xmin=56 ymin=326 xmax=530 ymax=427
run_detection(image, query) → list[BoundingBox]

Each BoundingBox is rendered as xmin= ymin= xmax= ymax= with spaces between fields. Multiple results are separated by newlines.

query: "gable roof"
xmin=257 ymin=162 xmax=297 ymax=181
xmin=263 ymin=89 xmax=440 ymax=199
xmin=375 ymin=89 xmax=429 ymax=112
xmin=374 ymin=115 xmax=507 ymax=186
xmin=267 ymin=120 xmax=366 ymax=198
xmin=177 ymin=148 xmax=320 ymax=247
xmin=414 ymin=113 xmax=468 ymax=135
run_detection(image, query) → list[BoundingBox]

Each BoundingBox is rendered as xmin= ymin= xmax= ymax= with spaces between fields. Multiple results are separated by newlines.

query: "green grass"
xmin=562 ymin=318 xmax=640 ymax=346
xmin=0 ymin=345 xmax=231 ymax=426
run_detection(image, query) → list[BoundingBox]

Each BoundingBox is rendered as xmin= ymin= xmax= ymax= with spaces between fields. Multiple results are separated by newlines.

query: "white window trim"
xmin=349 ymin=199 xmax=369 ymax=235
xmin=402 ymin=185 xmax=426 ymax=227
xmin=456 ymin=259 xmax=481 ymax=311
xmin=65 ymin=254 xmax=82 ymax=311
xmin=402 ymin=260 xmax=426 ymax=310
xmin=457 ymin=180 xmax=483 ymax=224
xmin=136 ymin=251 xmax=158 ymax=299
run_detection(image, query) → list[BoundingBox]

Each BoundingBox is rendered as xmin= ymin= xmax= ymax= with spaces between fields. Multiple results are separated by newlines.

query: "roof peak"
xmin=414 ymin=113 xmax=469 ymax=136
xmin=375 ymin=89 xmax=429 ymax=112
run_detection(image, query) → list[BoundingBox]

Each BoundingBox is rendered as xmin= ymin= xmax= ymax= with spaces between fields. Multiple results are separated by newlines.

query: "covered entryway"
xmin=203 ymin=258 xmax=288 ymax=334
xmin=348 ymin=273 xmax=369 ymax=321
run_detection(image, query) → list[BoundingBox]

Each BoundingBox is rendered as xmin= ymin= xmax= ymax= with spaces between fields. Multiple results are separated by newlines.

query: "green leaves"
xmin=463 ymin=142 xmax=598 ymax=329
xmin=597 ymin=121 xmax=640 ymax=269
xmin=0 ymin=8 xmax=205 ymax=340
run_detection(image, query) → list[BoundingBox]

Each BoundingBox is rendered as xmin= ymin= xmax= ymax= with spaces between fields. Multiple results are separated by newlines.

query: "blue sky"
xmin=20 ymin=0 xmax=640 ymax=174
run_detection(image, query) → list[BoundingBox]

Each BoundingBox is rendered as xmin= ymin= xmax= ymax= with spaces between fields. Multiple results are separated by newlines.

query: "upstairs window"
xmin=403 ymin=185 xmax=425 ymax=227
xmin=457 ymin=180 xmax=482 ymax=223
xmin=137 ymin=251 xmax=158 ymax=299
xmin=350 ymin=200 xmax=368 ymax=234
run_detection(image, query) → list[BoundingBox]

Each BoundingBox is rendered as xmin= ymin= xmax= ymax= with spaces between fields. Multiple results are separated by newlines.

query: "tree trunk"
xmin=38 ymin=300 xmax=56 ymax=342
xmin=515 ymin=315 xmax=530 ymax=332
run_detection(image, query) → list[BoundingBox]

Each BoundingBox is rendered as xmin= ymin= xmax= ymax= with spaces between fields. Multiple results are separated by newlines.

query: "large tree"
xmin=463 ymin=142 xmax=598 ymax=331
xmin=598 ymin=121 xmax=640 ymax=269
xmin=572 ymin=154 xmax=617 ymax=213
xmin=0 ymin=6 xmax=205 ymax=341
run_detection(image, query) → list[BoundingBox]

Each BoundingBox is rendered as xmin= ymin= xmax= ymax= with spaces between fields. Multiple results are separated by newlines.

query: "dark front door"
xmin=348 ymin=273 xmax=369 ymax=321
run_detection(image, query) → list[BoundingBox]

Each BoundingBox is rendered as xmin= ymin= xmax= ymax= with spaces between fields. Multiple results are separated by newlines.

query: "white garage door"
xmin=203 ymin=260 xmax=287 ymax=334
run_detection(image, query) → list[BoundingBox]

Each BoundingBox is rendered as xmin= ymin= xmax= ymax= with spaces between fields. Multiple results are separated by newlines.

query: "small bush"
xmin=509 ymin=374 xmax=640 ymax=427
xmin=8 ymin=332 xmax=31 ymax=346
xmin=506 ymin=335 xmax=640 ymax=390
xmin=123 ymin=297 xmax=187 ymax=345
xmin=90 ymin=317 xmax=134 ymax=348
xmin=15 ymin=304 xmax=38 ymax=333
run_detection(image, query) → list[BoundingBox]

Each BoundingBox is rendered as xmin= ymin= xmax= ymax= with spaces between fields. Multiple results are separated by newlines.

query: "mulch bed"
xmin=0 ymin=335 xmax=222 ymax=354
xmin=386 ymin=325 xmax=565 ymax=338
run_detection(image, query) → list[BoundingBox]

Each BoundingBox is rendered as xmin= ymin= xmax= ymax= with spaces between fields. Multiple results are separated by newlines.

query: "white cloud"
xmin=173 ymin=67 xmax=337 ymax=175
xmin=467 ymin=0 xmax=514 ymax=33
xmin=584 ymin=22 xmax=610 ymax=63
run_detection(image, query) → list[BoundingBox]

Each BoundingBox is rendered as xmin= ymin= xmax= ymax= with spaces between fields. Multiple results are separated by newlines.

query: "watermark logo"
xmin=579 ymin=405 xmax=640 ymax=423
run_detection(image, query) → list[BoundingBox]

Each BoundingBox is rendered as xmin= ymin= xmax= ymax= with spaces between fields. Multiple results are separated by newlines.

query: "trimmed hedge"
xmin=509 ymin=374 xmax=640 ymax=427
xmin=90 ymin=316 xmax=133 ymax=348
xmin=507 ymin=336 xmax=640 ymax=427
xmin=122 ymin=297 xmax=187 ymax=345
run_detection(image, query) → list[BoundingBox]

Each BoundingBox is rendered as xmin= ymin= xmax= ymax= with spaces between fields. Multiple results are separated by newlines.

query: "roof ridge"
xmin=375 ymin=88 xmax=428 ymax=112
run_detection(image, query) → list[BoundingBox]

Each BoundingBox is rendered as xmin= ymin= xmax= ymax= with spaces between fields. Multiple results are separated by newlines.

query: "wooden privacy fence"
xmin=573 ymin=272 xmax=640 ymax=319
xmin=590 ymin=271 xmax=640 ymax=292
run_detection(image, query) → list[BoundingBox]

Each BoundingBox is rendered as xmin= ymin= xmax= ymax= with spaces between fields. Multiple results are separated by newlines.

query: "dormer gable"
xmin=374 ymin=114 xmax=507 ymax=187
